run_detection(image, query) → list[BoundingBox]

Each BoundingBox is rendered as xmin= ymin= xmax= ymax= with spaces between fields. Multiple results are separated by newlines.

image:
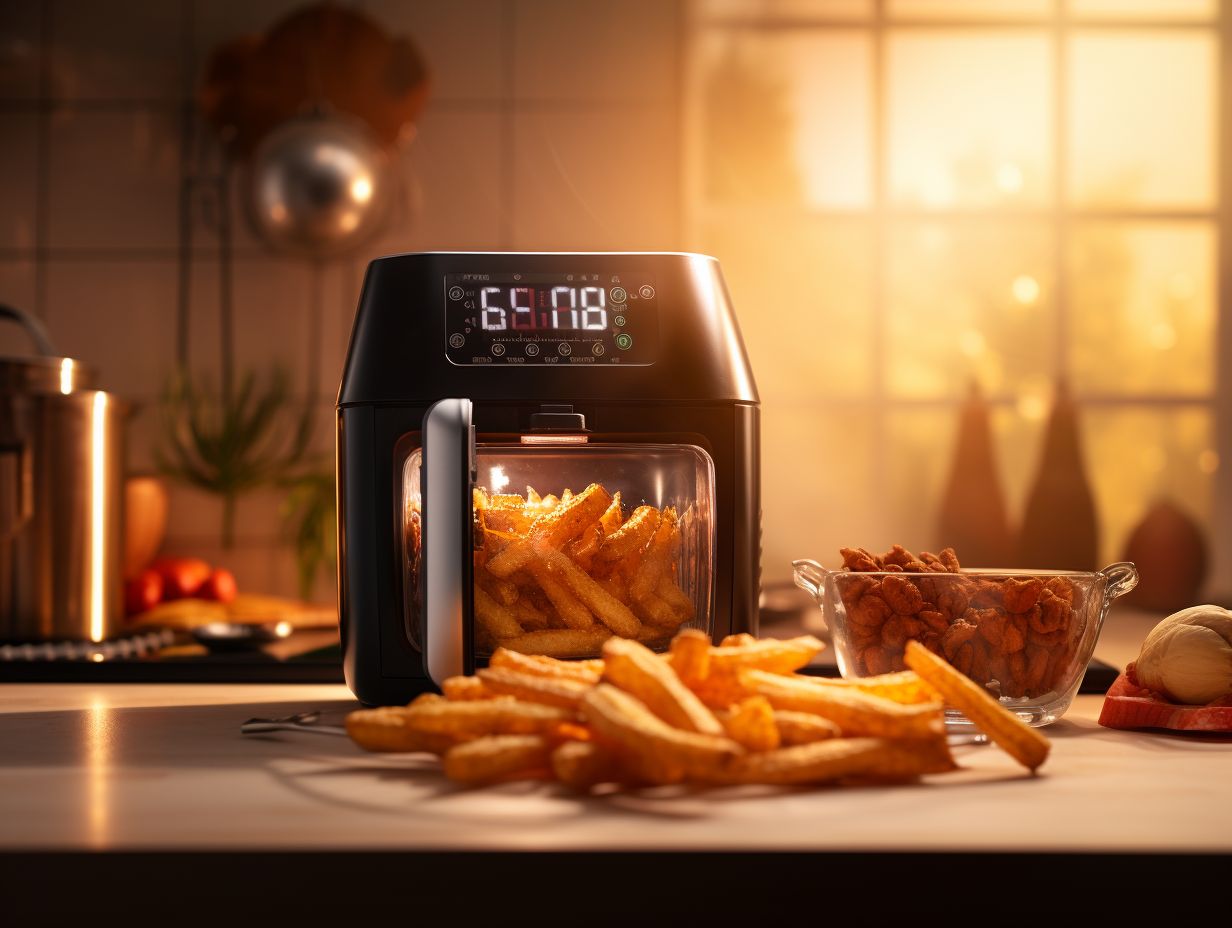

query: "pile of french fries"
xmin=346 ymin=631 xmax=1051 ymax=789
xmin=470 ymin=483 xmax=697 ymax=657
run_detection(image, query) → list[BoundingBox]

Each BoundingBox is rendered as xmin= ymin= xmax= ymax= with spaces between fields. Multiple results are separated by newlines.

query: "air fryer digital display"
xmin=444 ymin=272 xmax=658 ymax=365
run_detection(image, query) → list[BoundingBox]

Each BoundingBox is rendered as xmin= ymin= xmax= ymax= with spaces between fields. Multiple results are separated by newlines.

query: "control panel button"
xmin=639 ymin=285 xmax=655 ymax=300
xmin=491 ymin=343 xmax=505 ymax=356
xmin=592 ymin=343 xmax=605 ymax=356
xmin=610 ymin=286 xmax=628 ymax=304
xmin=613 ymin=314 xmax=627 ymax=328
xmin=448 ymin=286 xmax=465 ymax=301
xmin=524 ymin=343 xmax=540 ymax=357
xmin=615 ymin=333 xmax=633 ymax=350
xmin=558 ymin=342 xmax=572 ymax=356
xmin=449 ymin=333 xmax=465 ymax=348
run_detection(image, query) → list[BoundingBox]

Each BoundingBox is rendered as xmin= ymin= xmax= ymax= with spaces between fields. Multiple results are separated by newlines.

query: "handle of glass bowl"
xmin=792 ymin=559 xmax=828 ymax=602
xmin=1099 ymin=561 xmax=1140 ymax=600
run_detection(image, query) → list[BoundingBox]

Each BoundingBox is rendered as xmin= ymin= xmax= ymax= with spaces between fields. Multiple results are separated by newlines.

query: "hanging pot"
xmin=245 ymin=112 xmax=393 ymax=258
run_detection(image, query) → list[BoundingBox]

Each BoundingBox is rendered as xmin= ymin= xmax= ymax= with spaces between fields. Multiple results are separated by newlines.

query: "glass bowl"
xmin=792 ymin=559 xmax=1139 ymax=727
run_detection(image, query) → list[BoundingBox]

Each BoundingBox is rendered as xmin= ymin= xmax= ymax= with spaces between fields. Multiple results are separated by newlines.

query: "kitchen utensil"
xmin=191 ymin=621 xmax=293 ymax=654
xmin=792 ymin=559 xmax=1139 ymax=726
xmin=0 ymin=304 xmax=126 ymax=643
xmin=240 ymin=710 xmax=346 ymax=737
xmin=0 ymin=628 xmax=174 ymax=663
xmin=337 ymin=253 xmax=759 ymax=705
xmin=246 ymin=112 xmax=391 ymax=257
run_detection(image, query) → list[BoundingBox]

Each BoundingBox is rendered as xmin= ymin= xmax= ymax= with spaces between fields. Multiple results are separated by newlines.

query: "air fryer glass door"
xmin=470 ymin=442 xmax=715 ymax=659
xmin=399 ymin=421 xmax=715 ymax=674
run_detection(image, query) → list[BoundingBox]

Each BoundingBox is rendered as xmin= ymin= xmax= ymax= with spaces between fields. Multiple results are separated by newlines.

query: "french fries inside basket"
xmin=472 ymin=484 xmax=699 ymax=657
xmin=346 ymin=630 xmax=1051 ymax=790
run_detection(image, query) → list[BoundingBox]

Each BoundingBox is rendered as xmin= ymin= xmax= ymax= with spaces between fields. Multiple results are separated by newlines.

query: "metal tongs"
xmin=240 ymin=710 xmax=347 ymax=737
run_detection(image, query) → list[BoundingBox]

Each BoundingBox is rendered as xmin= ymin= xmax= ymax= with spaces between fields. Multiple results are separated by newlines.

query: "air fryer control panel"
xmin=444 ymin=270 xmax=658 ymax=365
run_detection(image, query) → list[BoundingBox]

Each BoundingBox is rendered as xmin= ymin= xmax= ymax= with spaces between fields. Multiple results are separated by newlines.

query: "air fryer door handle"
xmin=422 ymin=397 xmax=475 ymax=687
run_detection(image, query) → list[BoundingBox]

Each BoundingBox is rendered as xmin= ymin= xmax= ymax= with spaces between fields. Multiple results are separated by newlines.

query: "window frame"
xmin=684 ymin=0 xmax=1231 ymax=596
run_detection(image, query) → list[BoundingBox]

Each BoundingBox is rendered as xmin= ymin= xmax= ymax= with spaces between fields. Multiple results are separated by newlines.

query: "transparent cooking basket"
xmin=401 ymin=440 xmax=715 ymax=664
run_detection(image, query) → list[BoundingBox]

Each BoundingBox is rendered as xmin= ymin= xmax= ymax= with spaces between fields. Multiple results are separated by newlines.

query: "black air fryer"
xmin=337 ymin=252 xmax=759 ymax=705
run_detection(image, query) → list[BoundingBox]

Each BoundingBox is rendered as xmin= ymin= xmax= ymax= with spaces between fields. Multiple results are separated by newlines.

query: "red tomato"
xmin=125 ymin=569 xmax=164 ymax=617
xmin=199 ymin=568 xmax=238 ymax=604
xmin=152 ymin=557 xmax=213 ymax=599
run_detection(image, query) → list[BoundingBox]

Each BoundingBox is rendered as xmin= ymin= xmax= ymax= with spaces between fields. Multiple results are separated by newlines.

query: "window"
xmin=687 ymin=0 xmax=1226 ymax=585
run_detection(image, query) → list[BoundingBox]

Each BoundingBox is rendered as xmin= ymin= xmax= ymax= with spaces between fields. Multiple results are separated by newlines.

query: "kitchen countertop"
xmin=1 ymin=610 xmax=1228 ymax=919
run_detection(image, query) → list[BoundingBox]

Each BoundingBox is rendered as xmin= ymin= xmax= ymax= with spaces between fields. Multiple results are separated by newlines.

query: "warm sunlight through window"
xmin=689 ymin=0 xmax=1224 ymax=584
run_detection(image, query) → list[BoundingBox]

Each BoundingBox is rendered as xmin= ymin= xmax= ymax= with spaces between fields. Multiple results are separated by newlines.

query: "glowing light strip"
xmin=90 ymin=392 xmax=107 ymax=643
xmin=519 ymin=434 xmax=589 ymax=445
xmin=59 ymin=358 xmax=74 ymax=395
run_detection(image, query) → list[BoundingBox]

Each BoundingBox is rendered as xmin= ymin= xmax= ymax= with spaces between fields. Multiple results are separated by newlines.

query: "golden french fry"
xmin=719 ymin=696 xmax=781 ymax=752
xmin=656 ymin=577 xmax=695 ymax=620
xmin=498 ymin=628 xmax=613 ymax=658
xmin=536 ymin=548 xmax=641 ymax=638
xmin=599 ymin=491 xmax=623 ymax=534
xmin=601 ymin=637 xmax=724 ymax=736
xmin=721 ymin=633 xmax=756 ymax=647
xmin=629 ymin=507 xmax=676 ymax=601
xmin=683 ymin=674 xmax=752 ymax=712
xmin=528 ymin=559 xmax=595 ymax=630
xmin=773 ymin=710 xmax=841 ymax=746
xmin=489 ymin=647 xmax=603 ymax=684
xmin=474 ymin=586 xmax=523 ymax=638
xmin=477 ymin=666 xmax=592 ymax=710
xmin=710 ymin=635 xmax=825 ymax=675
xmin=635 ymin=625 xmax=675 ymax=648
xmin=490 ymin=493 xmax=526 ymax=508
xmin=741 ymin=669 xmax=944 ymax=739
xmin=800 ymin=670 xmax=937 ymax=705
xmin=564 ymin=522 xmax=603 ymax=571
xmin=441 ymin=676 xmax=491 ymax=701
xmin=630 ymin=591 xmax=679 ymax=629
xmin=597 ymin=574 xmax=629 ymax=604
xmin=486 ymin=483 xmax=613 ymax=577
xmin=841 ymin=735 xmax=958 ymax=782
xmin=598 ymin=505 xmax=660 ymax=561
xmin=481 ymin=509 xmax=537 ymax=535
xmin=580 ymin=683 xmax=743 ymax=785
xmin=514 ymin=597 xmax=551 ymax=631
xmin=476 ymin=568 xmax=519 ymax=607
xmin=904 ymin=639 xmax=1050 ymax=771
xmin=705 ymin=735 xmax=955 ymax=785
xmin=345 ymin=707 xmax=456 ymax=754
xmin=550 ymin=740 xmax=628 ymax=791
xmin=442 ymin=735 xmax=553 ymax=785
xmin=404 ymin=695 xmax=572 ymax=737
xmin=479 ymin=528 xmax=518 ymax=560
xmin=669 ymin=627 xmax=712 ymax=684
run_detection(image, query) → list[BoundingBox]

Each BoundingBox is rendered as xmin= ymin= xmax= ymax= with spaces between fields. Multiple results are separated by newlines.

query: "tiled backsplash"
xmin=0 ymin=0 xmax=684 ymax=601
